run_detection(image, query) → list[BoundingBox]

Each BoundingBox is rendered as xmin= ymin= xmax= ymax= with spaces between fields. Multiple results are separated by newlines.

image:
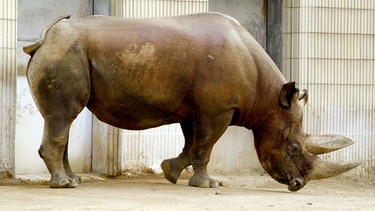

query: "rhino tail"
xmin=23 ymin=15 xmax=71 ymax=56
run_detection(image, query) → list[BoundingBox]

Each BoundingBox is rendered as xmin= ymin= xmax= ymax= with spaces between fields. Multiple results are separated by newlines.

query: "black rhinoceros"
xmin=23 ymin=13 xmax=358 ymax=191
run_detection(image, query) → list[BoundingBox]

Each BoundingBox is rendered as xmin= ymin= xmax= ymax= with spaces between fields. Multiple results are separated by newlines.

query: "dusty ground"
xmin=0 ymin=172 xmax=374 ymax=211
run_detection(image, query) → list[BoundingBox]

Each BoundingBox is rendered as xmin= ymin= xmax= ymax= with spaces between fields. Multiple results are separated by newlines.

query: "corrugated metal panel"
xmin=283 ymin=0 xmax=375 ymax=181
xmin=107 ymin=0 xmax=208 ymax=173
xmin=119 ymin=126 xmax=184 ymax=171
xmin=0 ymin=0 xmax=17 ymax=178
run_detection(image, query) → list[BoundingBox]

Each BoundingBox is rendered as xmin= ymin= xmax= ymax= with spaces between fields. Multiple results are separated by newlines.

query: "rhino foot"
xmin=161 ymin=159 xmax=183 ymax=184
xmin=67 ymin=173 xmax=82 ymax=184
xmin=188 ymin=174 xmax=219 ymax=188
xmin=49 ymin=172 xmax=78 ymax=188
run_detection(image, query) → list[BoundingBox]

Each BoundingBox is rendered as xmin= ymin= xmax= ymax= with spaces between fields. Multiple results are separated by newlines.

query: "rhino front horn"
xmin=308 ymin=159 xmax=361 ymax=180
xmin=305 ymin=134 xmax=355 ymax=155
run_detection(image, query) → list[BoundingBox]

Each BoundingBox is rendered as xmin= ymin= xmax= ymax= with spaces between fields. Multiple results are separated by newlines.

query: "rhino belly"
xmin=86 ymin=96 xmax=182 ymax=130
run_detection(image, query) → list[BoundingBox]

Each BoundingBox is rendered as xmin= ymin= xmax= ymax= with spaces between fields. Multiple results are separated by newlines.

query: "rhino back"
xmin=32 ymin=13 xmax=283 ymax=129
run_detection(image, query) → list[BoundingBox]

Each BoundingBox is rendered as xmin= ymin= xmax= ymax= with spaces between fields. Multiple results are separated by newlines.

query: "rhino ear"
xmin=280 ymin=82 xmax=298 ymax=107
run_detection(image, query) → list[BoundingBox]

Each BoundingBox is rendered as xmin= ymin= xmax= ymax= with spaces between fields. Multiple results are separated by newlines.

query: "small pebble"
xmin=215 ymin=191 xmax=224 ymax=195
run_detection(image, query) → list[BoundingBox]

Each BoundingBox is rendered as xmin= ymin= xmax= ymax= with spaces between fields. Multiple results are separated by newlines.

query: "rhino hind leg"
xmin=161 ymin=121 xmax=193 ymax=183
xmin=39 ymin=110 xmax=87 ymax=188
xmin=28 ymin=41 xmax=90 ymax=188
xmin=161 ymin=152 xmax=191 ymax=184
xmin=37 ymin=95 xmax=88 ymax=188
xmin=63 ymin=143 xmax=82 ymax=184
xmin=161 ymin=156 xmax=188 ymax=184
xmin=38 ymin=118 xmax=79 ymax=188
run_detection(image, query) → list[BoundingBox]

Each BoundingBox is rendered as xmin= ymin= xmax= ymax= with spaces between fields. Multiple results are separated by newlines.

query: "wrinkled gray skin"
xmin=24 ymin=13 xmax=358 ymax=191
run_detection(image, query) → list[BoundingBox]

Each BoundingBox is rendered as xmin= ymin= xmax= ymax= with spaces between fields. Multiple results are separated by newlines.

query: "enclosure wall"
xmin=0 ymin=0 xmax=17 ymax=178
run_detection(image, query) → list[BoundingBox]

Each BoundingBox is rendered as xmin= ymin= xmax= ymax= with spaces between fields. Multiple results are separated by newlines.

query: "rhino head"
xmin=253 ymin=82 xmax=359 ymax=191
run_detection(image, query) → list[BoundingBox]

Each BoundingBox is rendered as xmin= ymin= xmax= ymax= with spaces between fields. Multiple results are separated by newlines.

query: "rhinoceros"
xmin=23 ymin=13 xmax=359 ymax=191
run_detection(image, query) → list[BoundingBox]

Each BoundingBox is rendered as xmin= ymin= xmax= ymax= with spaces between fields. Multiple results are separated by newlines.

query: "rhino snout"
xmin=287 ymin=177 xmax=305 ymax=192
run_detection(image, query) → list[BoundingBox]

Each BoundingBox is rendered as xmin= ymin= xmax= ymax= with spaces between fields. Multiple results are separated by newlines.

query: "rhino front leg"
xmin=188 ymin=111 xmax=233 ymax=188
xmin=188 ymin=142 xmax=219 ymax=188
xmin=161 ymin=121 xmax=193 ymax=183
xmin=39 ymin=119 xmax=78 ymax=188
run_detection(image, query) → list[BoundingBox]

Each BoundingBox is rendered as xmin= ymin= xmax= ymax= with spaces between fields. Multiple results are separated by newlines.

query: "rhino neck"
xmin=237 ymin=65 xmax=286 ymax=132
xmin=233 ymin=35 xmax=287 ymax=129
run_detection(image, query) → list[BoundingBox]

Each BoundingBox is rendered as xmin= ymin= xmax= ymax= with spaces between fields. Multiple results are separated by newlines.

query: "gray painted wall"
xmin=266 ymin=0 xmax=283 ymax=70
xmin=209 ymin=0 xmax=267 ymax=48
xmin=210 ymin=0 xmax=282 ymax=70
xmin=93 ymin=0 xmax=110 ymax=15
xmin=18 ymin=0 xmax=92 ymax=75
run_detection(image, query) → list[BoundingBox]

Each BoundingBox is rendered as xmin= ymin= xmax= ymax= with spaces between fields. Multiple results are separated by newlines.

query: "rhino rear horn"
xmin=305 ymin=134 xmax=355 ymax=155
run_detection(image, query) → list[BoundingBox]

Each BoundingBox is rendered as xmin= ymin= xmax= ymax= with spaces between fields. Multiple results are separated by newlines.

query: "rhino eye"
xmin=287 ymin=143 xmax=299 ymax=157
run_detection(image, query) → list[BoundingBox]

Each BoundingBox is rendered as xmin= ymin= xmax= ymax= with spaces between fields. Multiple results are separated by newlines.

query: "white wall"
xmin=209 ymin=127 xmax=260 ymax=173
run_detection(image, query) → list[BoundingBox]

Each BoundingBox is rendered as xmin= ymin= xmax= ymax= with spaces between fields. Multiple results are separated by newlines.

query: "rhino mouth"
xmin=271 ymin=172 xmax=306 ymax=192
xmin=287 ymin=177 xmax=305 ymax=191
xmin=286 ymin=175 xmax=306 ymax=192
